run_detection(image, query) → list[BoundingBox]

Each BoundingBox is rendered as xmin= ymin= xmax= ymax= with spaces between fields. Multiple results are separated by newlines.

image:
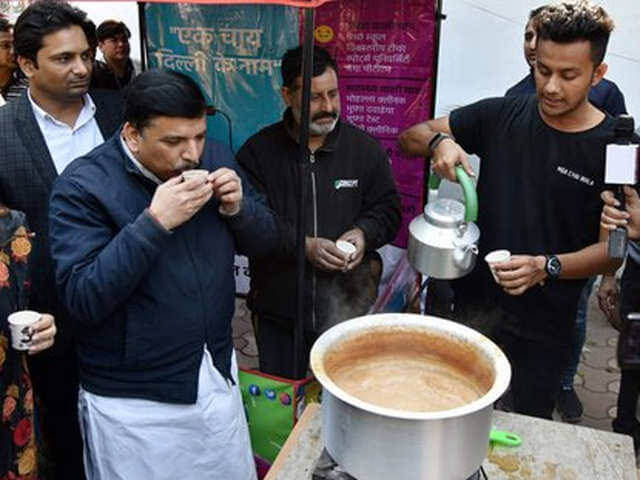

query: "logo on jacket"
xmin=334 ymin=179 xmax=359 ymax=190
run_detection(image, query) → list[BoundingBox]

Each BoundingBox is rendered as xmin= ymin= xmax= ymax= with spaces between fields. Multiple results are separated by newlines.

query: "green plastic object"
xmin=428 ymin=169 xmax=442 ymax=191
xmin=489 ymin=429 xmax=522 ymax=447
xmin=455 ymin=166 xmax=478 ymax=223
xmin=426 ymin=166 xmax=478 ymax=223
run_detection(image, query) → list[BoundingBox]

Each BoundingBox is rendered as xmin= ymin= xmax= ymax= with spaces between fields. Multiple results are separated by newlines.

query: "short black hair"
xmin=96 ymin=20 xmax=131 ymax=43
xmin=536 ymin=1 xmax=614 ymax=65
xmin=13 ymin=1 xmax=94 ymax=65
xmin=0 ymin=17 xmax=11 ymax=34
xmin=529 ymin=6 xmax=546 ymax=21
xmin=124 ymin=69 xmax=207 ymax=131
xmin=281 ymin=45 xmax=338 ymax=90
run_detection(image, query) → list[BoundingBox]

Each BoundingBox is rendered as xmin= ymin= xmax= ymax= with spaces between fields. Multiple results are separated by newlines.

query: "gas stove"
xmin=312 ymin=449 xmax=487 ymax=480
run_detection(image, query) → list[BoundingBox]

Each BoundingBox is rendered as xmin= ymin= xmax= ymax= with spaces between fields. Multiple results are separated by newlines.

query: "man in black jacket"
xmin=0 ymin=2 xmax=123 ymax=478
xmin=50 ymin=70 xmax=274 ymax=480
xmin=91 ymin=20 xmax=135 ymax=90
xmin=238 ymin=46 xmax=401 ymax=379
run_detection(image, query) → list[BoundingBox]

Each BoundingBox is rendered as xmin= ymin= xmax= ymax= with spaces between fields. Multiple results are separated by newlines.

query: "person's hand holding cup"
xmin=149 ymin=172 xmax=214 ymax=231
xmin=336 ymin=228 xmax=366 ymax=271
xmin=336 ymin=240 xmax=357 ymax=271
xmin=208 ymin=168 xmax=243 ymax=216
xmin=484 ymin=249 xmax=511 ymax=283
xmin=8 ymin=311 xmax=56 ymax=354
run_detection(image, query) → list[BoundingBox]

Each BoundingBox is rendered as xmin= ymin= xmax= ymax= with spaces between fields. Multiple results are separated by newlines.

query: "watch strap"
xmin=544 ymin=254 xmax=561 ymax=279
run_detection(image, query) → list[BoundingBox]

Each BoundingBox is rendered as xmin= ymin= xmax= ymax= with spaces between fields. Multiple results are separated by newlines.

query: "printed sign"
xmin=313 ymin=0 xmax=437 ymax=247
xmin=145 ymin=3 xmax=300 ymax=152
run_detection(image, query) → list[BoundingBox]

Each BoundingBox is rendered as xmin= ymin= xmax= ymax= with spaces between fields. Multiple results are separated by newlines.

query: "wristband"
xmin=428 ymin=132 xmax=452 ymax=154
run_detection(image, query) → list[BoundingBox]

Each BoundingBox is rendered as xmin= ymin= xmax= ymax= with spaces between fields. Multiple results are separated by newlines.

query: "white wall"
xmin=70 ymin=1 xmax=639 ymax=119
xmin=70 ymin=1 xmax=141 ymax=64
xmin=435 ymin=0 xmax=640 ymax=119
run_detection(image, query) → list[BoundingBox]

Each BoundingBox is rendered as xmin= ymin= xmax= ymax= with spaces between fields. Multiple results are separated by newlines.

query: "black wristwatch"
xmin=544 ymin=255 xmax=562 ymax=280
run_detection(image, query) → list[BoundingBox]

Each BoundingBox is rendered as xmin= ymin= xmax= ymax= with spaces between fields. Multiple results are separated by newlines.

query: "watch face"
xmin=548 ymin=256 xmax=561 ymax=276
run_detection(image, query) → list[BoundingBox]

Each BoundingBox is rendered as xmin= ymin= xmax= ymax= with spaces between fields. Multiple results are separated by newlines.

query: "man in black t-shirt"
xmin=506 ymin=4 xmax=627 ymax=425
xmin=399 ymin=2 xmax=621 ymax=419
xmin=505 ymin=6 xmax=626 ymax=116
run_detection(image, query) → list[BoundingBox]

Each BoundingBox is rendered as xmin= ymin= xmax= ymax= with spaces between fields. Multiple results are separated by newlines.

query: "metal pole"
xmin=294 ymin=7 xmax=315 ymax=379
xmin=137 ymin=2 xmax=148 ymax=71
xmin=421 ymin=0 xmax=445 ymax=315
xmin=422 ymin=0 xmax=446 ymax=206
xmin=430 ymin=0 xmax=445 ymax=119
xmin=422 ymin=0 xmax=445 ymax=212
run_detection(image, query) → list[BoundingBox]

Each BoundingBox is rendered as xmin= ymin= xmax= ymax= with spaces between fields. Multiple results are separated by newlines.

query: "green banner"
xmin=144 ymin=3 xmax=300 ymax=152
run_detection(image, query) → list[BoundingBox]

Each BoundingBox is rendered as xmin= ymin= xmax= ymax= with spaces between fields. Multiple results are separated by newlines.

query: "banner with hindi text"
xmin=313 ymin=0 xmax=437 ymax=247
xmin=145 ymin=3 xmax=299 ymax=153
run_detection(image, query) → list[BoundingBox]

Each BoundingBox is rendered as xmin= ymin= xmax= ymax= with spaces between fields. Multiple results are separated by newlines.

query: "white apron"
xmin=78 ymin=349 xmax=256 ymax=480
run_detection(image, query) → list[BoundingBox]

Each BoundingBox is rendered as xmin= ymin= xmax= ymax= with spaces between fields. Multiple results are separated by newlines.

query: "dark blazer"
xmin=0 ymin=89 xmax=123 ymax=355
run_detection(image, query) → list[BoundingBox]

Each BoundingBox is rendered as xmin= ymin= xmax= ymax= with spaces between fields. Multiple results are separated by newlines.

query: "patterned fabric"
xmin=0 ymin=207 xmax=39 ymax=479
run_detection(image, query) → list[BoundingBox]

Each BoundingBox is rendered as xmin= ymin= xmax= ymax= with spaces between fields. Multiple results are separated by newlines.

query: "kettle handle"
xmin=456 ymin=167 xmax=478 ymax=223
xmin=427 ymin=166 xmax=478 ymax=223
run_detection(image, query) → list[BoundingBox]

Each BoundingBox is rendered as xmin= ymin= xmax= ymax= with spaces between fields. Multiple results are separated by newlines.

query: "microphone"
xmin=605 ymin=115 xmax=639 ymax=259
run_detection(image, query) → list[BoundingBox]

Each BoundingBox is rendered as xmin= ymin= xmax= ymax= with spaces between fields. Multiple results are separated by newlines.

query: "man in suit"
xmin=0 ymin=2 xmax=123 ymax=478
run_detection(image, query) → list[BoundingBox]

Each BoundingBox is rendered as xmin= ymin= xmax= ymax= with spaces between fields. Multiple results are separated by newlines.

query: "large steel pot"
xmin=310 ymin=313 xmax=511 ymax=480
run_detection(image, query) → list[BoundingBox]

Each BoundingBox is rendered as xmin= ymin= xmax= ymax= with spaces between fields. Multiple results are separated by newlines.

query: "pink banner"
xmin=73 ymin=0 xmax=333 ymax=5
xmin=313 ymin=0 xmax=436 ymax=247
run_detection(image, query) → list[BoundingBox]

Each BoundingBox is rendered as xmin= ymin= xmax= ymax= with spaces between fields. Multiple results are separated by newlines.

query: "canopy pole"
xmin=431 ymin=0 xmax=445 ymax=119
xmin=137 ymin=2 xmax=148 ymax=71
xmin=294 ymin=7 xmax=315 ymax=379
xmin=422 ymin=0 xmax=445 ymax=208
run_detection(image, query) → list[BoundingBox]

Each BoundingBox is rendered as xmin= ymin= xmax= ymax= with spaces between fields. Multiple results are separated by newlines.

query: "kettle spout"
xmin=453 ymin=244 xmax=478 ymax=270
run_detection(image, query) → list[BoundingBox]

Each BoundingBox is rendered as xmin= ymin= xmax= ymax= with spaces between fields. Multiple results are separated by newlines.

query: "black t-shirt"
xmin=450 ymin=94 xmax=614 ymax=344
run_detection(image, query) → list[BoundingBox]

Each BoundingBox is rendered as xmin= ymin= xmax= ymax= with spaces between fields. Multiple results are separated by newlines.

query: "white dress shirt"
xmin=28 ymin=89 xmax=104 ymax=174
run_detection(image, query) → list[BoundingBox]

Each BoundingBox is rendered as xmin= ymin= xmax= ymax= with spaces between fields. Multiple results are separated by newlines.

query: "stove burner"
xmin=312 ymin=449 xmax=486 ymax=480
xmin=312 ymin=449 xmax=354 ymax=480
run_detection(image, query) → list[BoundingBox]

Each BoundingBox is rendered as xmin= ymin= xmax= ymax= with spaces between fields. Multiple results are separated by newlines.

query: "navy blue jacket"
xmin=49 ymin=135 xmax=276 ymax=404
xmin=505 ymin=72 xmax=627 ymax=116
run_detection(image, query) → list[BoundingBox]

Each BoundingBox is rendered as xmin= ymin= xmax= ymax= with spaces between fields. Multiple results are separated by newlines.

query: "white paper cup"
xmin=182 ymin=169 xmax=209 ymax=182
xmin=484 ymin=249 xmax=511 ymax=283
xmin=336 ymin=240 xmax=357 ymax=260
xmin=8 ymin=310 xmax=40 ymax=351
